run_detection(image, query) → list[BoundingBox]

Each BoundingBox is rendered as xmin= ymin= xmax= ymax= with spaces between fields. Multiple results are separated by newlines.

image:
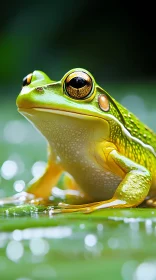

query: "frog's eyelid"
xmin=45 ymin=82 xmax=61 ymax=88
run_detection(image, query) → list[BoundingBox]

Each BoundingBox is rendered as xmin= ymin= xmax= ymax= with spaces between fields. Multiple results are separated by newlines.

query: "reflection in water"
xmin=7 ymin=226 xmax=73 ymax=240
xmin=84 ymin=234 xmax=97 ymax=247
xmin=12 ymin=230 xmax=23 ymax=241
xmin=79 ymin=224 xmax=85 ymax=230
xmin=97 ymin=223 xmax=103 ymax=232
xmin=32 ymin=264 xmax=56 ymax=279
xmin=29 ymin=238 xmax=50 ymax=256
xmin=0 ymin=219 xmax=156 ymax=279
xmin=6 ymin=240 xmax=24 ymax=262
xmin=122 ymin=260 xmax=139 ymax=280
xmin=145 ymin=219 xmax=153 ymax=235
xmin=108 ymin=237 xmax=119 ymax=249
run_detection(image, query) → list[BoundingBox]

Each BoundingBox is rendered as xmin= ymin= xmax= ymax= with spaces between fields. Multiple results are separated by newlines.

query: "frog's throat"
xmin=18 ymin=107 xmax=156 ymax=158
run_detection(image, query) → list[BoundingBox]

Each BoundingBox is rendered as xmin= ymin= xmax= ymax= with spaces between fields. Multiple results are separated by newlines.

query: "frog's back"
xmin=109 ymin=99 xmax=156 ymax=178
xmin=119 ymin=103 xmax=156 ymax=151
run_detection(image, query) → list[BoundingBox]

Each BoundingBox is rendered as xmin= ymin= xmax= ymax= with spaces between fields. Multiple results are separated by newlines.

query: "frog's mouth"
xmin=18 ymin=107 xmax=97 ymax=120
xmin=17 ymin=92 xmax=106 ymax=120
xmin=18 ymin=107 xmax=111 ymax=145
xmin=18 ymin=107 xmax=106 ymax=120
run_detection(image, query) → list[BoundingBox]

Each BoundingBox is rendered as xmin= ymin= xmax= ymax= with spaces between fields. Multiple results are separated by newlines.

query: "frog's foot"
xmin=0 ymin=192 xmax=44 ymax=207
xmin=146 ymin=197 xmax=156 ymax=207
xmin=53 ymin=198 xmax=127 ymax=214
xmin=58 ymin=201 xmax=99 ymax=209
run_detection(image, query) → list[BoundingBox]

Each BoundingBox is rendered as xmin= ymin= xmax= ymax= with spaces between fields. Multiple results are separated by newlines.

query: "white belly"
xmin=24 ymin=109 xmax=122 ymax=201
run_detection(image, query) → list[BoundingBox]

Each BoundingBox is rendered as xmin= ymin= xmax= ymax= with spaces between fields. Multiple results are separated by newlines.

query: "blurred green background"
xmin=1 ymin=1 xmax=156 ymax=280
xmin=1 ymin=1 xmax=156 ymax=85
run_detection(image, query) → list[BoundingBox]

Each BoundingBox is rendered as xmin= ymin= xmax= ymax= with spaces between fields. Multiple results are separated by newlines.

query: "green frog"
xmin=6 ymin=68 xmax=156 ymax=212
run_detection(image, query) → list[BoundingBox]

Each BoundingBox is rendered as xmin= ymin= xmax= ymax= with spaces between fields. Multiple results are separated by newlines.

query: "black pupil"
xmin=69 ymin=77 xmax=87 ymax=88
xmin=22 ymin=76 xmax=28 ymax=86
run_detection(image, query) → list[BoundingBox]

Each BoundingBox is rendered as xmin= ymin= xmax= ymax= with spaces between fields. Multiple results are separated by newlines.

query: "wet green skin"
xmin=15 ymin=68 xmax=156 ymax=212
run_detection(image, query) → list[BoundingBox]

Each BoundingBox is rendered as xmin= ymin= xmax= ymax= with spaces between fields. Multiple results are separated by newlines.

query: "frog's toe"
xmin=55 ymin=198 xmax=127 ymax=214
xmin=52 ymin=203 xmax=93 ymax=214
xmin=0 ymin=192 xmax=43 ymax=206
xmin=52 ymin=206 xmax=84 ymax=214
xmin=58 ymin=201 xmax=98 ymax=209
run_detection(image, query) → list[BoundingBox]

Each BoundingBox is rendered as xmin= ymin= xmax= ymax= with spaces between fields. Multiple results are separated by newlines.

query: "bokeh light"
xmin=3 ymin=121 xmax=28 ymax=144
xmin=13 ymin=180 xmax=25 ymax=192
xmin=1 ymin=160 xmax=18 ymax=180
xmin=84 ymin=234 xmax=97 ymax=247
xmin=29 ymin=238 xmax=49 ymax=256
xmin=6 ymin=241 xmax=24 ymax=262
xmin=31 ymin=161 xmax=46 ymax=179
xmin=133 ymin=261 xmax=156 ymax=280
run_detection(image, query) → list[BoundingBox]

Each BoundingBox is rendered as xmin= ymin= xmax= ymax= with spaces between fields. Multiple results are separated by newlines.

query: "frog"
xmin=6 ymin=68 xmax=156 ymax=213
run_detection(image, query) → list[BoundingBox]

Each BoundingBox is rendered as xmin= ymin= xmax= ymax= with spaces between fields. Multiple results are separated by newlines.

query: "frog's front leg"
xmin=0 ymin=155 xmax=64 ymax=206
xmin=28 ymin=166 xmax=91 ymax=205
xmin=27 ymin=158 xmax=63 ymax=200
xmin=58 ymin=144 xmax=152 ymax=213
xmin=0 ymin=146 xmax=89 ymax=206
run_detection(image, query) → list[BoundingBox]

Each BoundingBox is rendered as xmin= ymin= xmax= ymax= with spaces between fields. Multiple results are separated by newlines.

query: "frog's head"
xmin=17 ymin=68 xmax=125 ymax=126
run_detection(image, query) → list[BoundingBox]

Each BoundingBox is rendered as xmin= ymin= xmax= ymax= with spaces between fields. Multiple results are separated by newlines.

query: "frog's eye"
xmin=22 ymin=73 xmax=33 ymax=87
xmin=64 ymin=71 xmax=93 ymax=99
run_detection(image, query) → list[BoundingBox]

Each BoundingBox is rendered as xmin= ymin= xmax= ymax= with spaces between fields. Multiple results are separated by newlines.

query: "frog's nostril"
xmin=36 ymin=87 xmax=44 ymax=92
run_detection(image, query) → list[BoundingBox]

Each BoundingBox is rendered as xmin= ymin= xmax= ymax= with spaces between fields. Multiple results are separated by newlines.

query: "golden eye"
xmin=65 ymin=71 xmax=93 ymax=99
xmin=22 ymin=73 xmax=33 ymax=87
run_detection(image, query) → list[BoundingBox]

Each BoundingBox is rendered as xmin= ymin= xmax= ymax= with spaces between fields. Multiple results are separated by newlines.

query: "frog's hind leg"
xmin=54 ymin=149 xmax=152 ymax=214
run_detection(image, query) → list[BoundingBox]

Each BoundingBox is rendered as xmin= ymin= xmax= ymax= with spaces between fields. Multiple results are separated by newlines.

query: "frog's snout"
xmin=16 ymin=93 xmax=34 ymax=109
